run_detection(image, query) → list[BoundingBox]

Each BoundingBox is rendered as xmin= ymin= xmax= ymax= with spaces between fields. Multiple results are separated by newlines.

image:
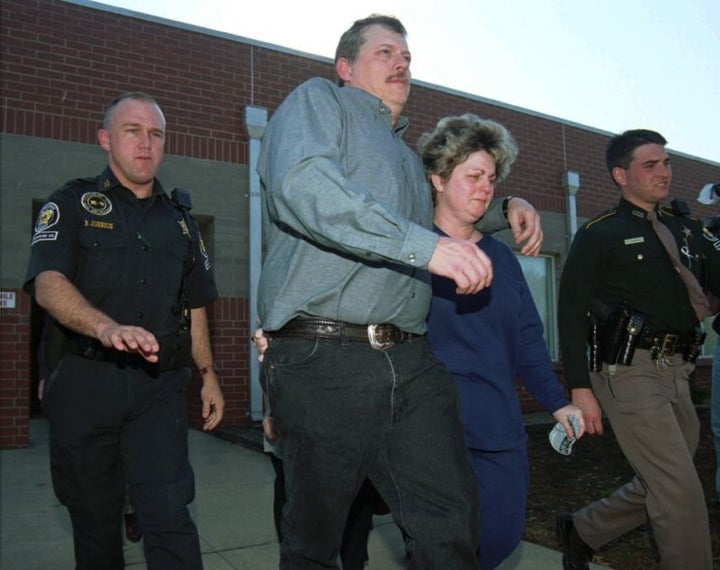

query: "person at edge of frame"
xmin=698 ymin=183 xmax=720 ymax=520
xmin=555 ymin=129 xmax=720 ymax=570
xmin=24 ymin=91 xmax=225 ymax=570
xmin=255 ymin=13 xmax=544 ymax=570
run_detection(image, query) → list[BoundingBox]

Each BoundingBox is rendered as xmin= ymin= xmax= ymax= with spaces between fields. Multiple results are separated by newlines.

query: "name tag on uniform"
xmin=624 ymin=237 xmax=645 ymax=245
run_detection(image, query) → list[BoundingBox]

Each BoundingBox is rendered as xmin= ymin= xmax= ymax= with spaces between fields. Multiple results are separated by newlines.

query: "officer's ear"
xmin=98 ymin=129 xmax=111 ymax=152
xmin=611 ymin=166 xmax=627 ymax=188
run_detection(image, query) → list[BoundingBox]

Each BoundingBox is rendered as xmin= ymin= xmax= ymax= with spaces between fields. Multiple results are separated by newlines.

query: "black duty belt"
xmin=65 ymin=333 xmax=190 ymax=373
xmin=636 ymin=329 xmax=692 ymax=355
xmin=271 ymin=317 xmax=419 ymax=350
xmin=67 ymin=337 xmax=145 ymax=365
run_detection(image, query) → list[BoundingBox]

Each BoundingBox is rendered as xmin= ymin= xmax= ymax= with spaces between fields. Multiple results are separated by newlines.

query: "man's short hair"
xmin=605 ymin=129 xmax=667 ymax=173
xmin=334 ymin=15 xmax=406 ymax=86
xmin=102 ymin=92 xmax=163 ymax=130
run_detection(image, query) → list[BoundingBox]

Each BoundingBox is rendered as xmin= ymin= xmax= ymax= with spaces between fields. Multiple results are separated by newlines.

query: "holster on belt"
xmin=682 ymin=325 xmax=707 ymax=363
xmin=588 ymin=299 xmax=645 ymax=370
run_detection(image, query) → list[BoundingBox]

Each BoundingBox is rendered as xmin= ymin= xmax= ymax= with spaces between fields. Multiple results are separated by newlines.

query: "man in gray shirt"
xmin=257 ymin=15 xmax=542 ymax=568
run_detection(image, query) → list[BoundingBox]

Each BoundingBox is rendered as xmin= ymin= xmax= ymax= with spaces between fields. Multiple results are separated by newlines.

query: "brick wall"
xmin=187 ymin=297 xmax=251 ymax=429
xmin=2 ymin=0 xmax=718 ymax=447
xmin=0 ymin=290 xmax=31 ymax=448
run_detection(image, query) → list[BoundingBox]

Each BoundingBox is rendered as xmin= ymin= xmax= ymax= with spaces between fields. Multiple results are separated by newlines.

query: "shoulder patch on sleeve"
xmin=199 ymin=234 xmax=211 ymax=270
xmin=31 ymin=202 xmax=61 ymax=245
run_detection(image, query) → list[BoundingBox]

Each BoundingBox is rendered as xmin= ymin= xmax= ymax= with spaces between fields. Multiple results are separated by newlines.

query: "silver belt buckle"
xmin=367 ymin=324 xmax=394 ymax=351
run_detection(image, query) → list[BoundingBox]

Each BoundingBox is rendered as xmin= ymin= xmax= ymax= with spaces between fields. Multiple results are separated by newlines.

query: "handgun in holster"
xmin=589 ymin=300 xmax=645 ymax=370
xmin=683 ymin=325 xmax=707 ymax=363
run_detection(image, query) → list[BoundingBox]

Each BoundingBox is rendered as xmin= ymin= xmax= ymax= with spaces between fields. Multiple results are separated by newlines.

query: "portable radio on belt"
xmin=171 ymin=188 xmax=195 ymax=333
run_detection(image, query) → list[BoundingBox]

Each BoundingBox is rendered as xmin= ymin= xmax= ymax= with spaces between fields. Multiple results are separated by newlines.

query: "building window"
xmin=516 ymin=254 xmax=558 ymax=360
xmin=702 ymin=316 xmax=718 ymax=358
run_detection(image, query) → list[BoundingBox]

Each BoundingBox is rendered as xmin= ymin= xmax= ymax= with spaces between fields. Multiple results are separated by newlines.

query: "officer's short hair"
xmin=606 ymin=129 xmax=667 ymax=173
xmin=102 ymin=92 xmax=163 ymax=130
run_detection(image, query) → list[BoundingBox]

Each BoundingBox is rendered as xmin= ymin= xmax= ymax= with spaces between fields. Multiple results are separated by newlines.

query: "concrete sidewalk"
xmin=1 ymin=416 xmax=609 ymax=569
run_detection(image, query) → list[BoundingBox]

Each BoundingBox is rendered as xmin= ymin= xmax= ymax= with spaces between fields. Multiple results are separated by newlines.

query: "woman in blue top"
xmin=418 ymin=114 xmax=585 ymax=569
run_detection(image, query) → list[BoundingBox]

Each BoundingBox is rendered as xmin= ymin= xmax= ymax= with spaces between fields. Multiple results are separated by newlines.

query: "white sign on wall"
xmin=0 ymin=291 xmax=17 ymax=309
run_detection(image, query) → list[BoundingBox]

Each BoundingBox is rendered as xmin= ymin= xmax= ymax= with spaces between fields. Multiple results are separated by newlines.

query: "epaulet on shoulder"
xmin=585 ymin=207 xmax=618 ymax=230
xmin=61 ymin=177 xmax=95 ymax=191
xmin=65 ymin=176 xmax=95 ymax=187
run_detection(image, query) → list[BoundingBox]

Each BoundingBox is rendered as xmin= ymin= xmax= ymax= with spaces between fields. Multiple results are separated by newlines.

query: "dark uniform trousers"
xmin=44 ymin=353 xmax=202 ymax=570
xmin=574 ymin=349 xmax=712 ymax=569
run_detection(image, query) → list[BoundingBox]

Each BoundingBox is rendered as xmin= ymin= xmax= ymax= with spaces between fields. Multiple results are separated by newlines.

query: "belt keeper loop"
xmin=339 ymin=321 xmax=349 ymax=346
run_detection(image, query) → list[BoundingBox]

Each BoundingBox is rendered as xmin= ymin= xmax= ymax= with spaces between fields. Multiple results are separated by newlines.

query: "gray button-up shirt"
xmin=257 ymin=78 xmax=506 ymax=334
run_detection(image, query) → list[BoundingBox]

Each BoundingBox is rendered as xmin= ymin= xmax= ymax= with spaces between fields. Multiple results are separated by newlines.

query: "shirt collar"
xmin=340 ymin=85 xmax=410 ymax=136
xmin=97 ymin=166 xmax=165 ymax=198
xmin=617 ymin=197 xmax=656 ymax=221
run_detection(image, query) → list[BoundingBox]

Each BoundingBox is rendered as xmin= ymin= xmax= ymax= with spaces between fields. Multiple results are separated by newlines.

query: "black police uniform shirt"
xmin=24 ymin=167 xmax=218 ymax=339
xmin=558 ymin=197 xmax=720 ymax=390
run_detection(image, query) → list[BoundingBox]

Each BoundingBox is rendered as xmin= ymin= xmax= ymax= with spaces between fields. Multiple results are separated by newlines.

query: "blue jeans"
xmin=711 ymin=342 xmax=720 ymax=498
xmin=263 ymin=335 xmax=479 ymax=569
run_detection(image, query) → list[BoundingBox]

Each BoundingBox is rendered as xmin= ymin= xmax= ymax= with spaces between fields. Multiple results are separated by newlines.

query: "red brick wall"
xmin=3 ymin=0 xmax=716 ymax=216
xmin=1 ymin=0 xmax=250 ymax=161
xmin=3 ymin=0 xmax=716 ymax=203
xmin=2 ymin=0 xmax=718 ymax=447
xmin=187 ymin=297 xmax=251 ymax=429
xmin=403 ymin=90 xmax=719 ymax=220
xmin=0 ymin=290 xmax=31 ymax=448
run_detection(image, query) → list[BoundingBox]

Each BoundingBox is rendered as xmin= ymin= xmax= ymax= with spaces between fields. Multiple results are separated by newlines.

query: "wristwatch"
xmin=198 ymin=363 xmax=219 ymax=375
xmin=502 ymin=195 xmax=515 ymax=220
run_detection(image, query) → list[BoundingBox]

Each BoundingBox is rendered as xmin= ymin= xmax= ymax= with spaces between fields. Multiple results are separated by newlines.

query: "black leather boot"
xmin=556 ymin=513 xmax=593 ymax=570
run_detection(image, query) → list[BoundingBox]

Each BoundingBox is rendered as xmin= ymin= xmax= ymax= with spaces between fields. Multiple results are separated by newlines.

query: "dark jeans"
xmin=271 ymin=454 xmax=378 ymax=570
xmin=263 ymin=335 xmax=478 ymax=569
xmin=44 ymin=353 xmax=202 ymax=570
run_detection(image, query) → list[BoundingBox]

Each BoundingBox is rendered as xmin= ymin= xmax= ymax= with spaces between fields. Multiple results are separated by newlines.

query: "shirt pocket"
xmin=611 ymin=240 xmax=666 ymax=272
xmin=75 ymin=232 xmax=127 ymax=300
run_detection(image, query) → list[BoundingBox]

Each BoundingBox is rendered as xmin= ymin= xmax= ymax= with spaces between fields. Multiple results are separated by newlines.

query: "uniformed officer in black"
xmin=555 ymin=129 xmax=720 ymax=570
xmin=24 ymin=92 xmax=225 ymax=569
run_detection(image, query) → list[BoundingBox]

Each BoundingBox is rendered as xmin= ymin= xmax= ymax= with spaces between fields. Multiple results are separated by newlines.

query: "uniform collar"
xmin=97 ymin=167 xmax=123 ymax=193
xmin=617 ymin=197 xmax=657 ymax=222
xmin=97 ymin=166 xmax=165 ymax=198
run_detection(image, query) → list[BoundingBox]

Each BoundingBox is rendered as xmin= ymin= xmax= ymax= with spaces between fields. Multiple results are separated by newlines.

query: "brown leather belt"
xmin=271 ymin=318 xmax=418 ymax=350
